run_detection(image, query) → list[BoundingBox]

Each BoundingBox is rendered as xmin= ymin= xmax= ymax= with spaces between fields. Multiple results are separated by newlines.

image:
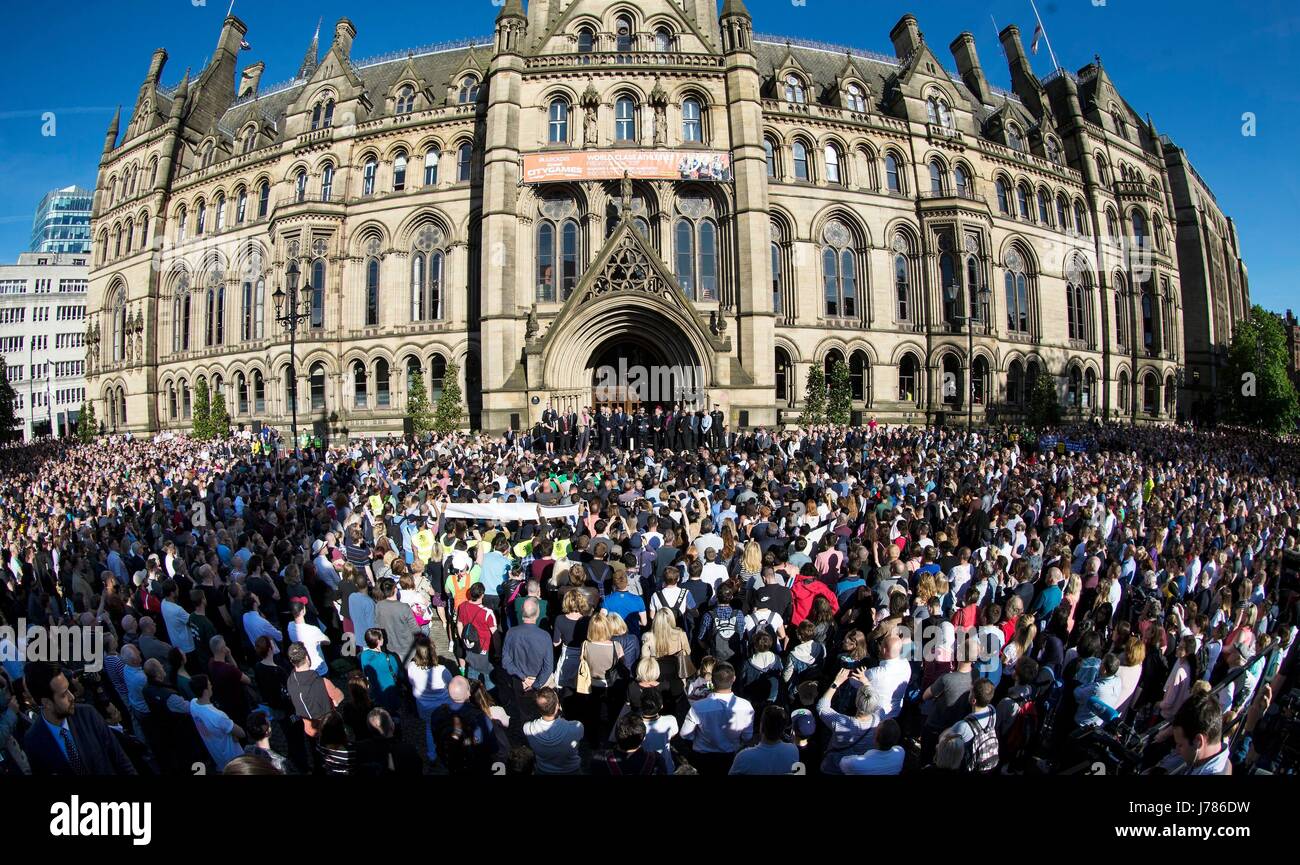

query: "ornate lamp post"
xmin=272 ymin=275 xmax=312 ymax=457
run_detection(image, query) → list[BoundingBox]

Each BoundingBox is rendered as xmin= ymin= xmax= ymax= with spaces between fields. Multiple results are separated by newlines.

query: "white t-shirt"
xmin=865 ymin=658 xmax=912 ymax=720
xmin=190 ymin=699 xmax=242 ymax=770
xmin=745 ymin=609 xmax=785 ymax=637
xmin=288 ymin=621 xmax=329 ymax=673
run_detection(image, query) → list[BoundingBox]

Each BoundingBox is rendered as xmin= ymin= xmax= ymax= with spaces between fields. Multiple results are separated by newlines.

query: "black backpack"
xmin=709 ymin=606 xmax=743 ymax=662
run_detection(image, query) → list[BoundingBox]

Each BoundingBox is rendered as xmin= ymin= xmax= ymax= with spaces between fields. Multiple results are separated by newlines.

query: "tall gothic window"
xmin=362 ymin=158 xmax=377 ymax=196
xmin=310 ymin=258 xmax=325 ymax=329
xmin=320 ymin=164 xmax=334 ymax=201
xmin=885 ymin=153 xmax=901 ymax=193
xmin=764 ymin=138 xmax=777 ymax=178
xmin=423 ymin=148 xmax=439 ymax=186
xmin=393 ymin=152 xmax=407 ymax=191
xmin=457 ymin=143 xmax=473 ymax=182
xmin=458 ymin=76 xmax=480 ymax=104
xmin=821 ymin=221 xmax=857 ymax=319
xmin=257 ymin=181 xmax=270 ymax=217
xmin=536 ymin=212 xmax=580 ymax=303
xmin=674 ymin=214 xmax=718 ymax=302
xmin=353 ymin=361 xmax=368 ymax=409
xmin=410 ymin=226 xmax=445 ymax=321
xmin=396 ymin=85 xmax=415 ymax=115
xmin=682 ymin=97 xmax=703 ymax=143
xmin=365 ymin=257 xmax=380 ymax=327
xmin=295 ymin=171 xmax=307 ymax=202
xmin=793 ymin=141 xmax=810 ymax=181
xmin=549 ymin=98 xmax=570 ymax=144
xmin=615 ymin=96 xmax=638 ymax=142
xmin=783 ymin=74 xmax=806 ymax=104
xmin=825 ymin=145 xmax=843 ymax=185
xmin=1005 ymin=250 xmax=1031 ymax=334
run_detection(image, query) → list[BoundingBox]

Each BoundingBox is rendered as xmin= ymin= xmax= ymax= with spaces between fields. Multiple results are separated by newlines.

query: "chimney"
xmin=949 ymin=33 xmax=991 ymax=105
xmin=215 ymin=15 xmax=248 ymax=63
xmin=146 ymin=48 xmax=168 ymax=84
xmin=890 ymin=14 xmax=922 ymax=60
xmin=999 ymin=24 xmax=1027 ymax=67
xmin=332 ymin=18 xmax=356 ymax=60
xmin=238 ymin=62 xmax=265 ymax=99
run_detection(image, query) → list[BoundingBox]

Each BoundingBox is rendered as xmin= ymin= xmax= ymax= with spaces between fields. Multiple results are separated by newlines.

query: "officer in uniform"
xmin=597 ymin=406 xmax=613 ymax=453
xmin=635 ymin=408 xmax=650 ymax=453
xmin=711 ymin=404 xmax=726 ymax=450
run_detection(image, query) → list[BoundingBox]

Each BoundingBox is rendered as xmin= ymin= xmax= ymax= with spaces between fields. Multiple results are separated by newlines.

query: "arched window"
xmin=793 ymin=141 xmax=810 ymax=181
xmin=405 ymin=356 xmax=423 ymax=396
xmin=764 ymin=138 xmax=777 ymax=178
xmin=376 ymin=359 xmax=391 ymax=408
xmin=885 ymin=153 xmax=901 ymax=193
xmin=365 ymin=257 xmax=380 ymax=327
xmin=257 ymin=181 xmax=270 ymax=217
xmin=929 ymin=160 xmax=945 ymax=195
xmin=1143 ymin=372 xmax=1158 ymax=416
xmin=655 ymin=27 xmax=673 ymax=52
xmin=457 ymin=142 xmax=473 ymax=182
xmin=196 ymin=199 xmax=207 ymax=234
xmin=942 ymin=354 xmax=962 ymax=406
xmin=674 ymin=216 xmax=719 ymax=302
xmin=411 ymin=238 xmax=445 ymax=322
xmin=1075 ymin=201 xmax=1089 ymax=236
xmin=236 ymin=187 xmax=247 ymax=224
xmin=1007 ymin=360 xmax=1024 ymax=405
xmin=927 ymin=96 xmax=953 ymax=129
xmin=168 ymin=383 xmax=178 ymax=419
xmin=310 ymin=258 xmax=326 ymax=329
xmin=1068 ymin=366 xmax=1082 ymax=408
xmin=1037 ymin=189 xmax=1051 ymax=224
xmin=577 ymin=27 xmax=594 ymax=53
xmin=1086 ymin=369 xmax=1097 ymax=410
xmin=1132 ymin=210 xmax=1148 ymax=250
xmin=393 ymin=151 xmax=408 ymax=191
xmin=1067 ymin=278 xmax=1088 ymax=342
xmin=110 ymin=287 xmax=127 ymax=362
xmin=615 ymin=96 xmax=637 ymax=141
xmin=771 ymin=240 xmax=783 ymax=315
xmin=1141 ymin=283 xmax=1157 ymax=352
xmin=549 ymin=98 xmax=570 ymax=144
xmin=458 ymin=76 xmax=480 ymax=104
xmin=615 ymin=15 xmax=633 ymax=52
xmin=1007 ymin=124 xmax=1024 ymax=152
xmin=1046 ymin=138 xmax=1062 ymax=165
xmin=323 ymin=99 xmax=335 ymax=128
xmin=849 ymin=350 xmax=868 ymax=402
xmin=176 ymin=205 xmax=188 ymax=244
xmin=1016 ymin=183 xmax=1031 ymax=219
xmin=172 ymin=276 xmax=191 ymax=353
xmin=846 ymin=83 xmax=867 ymax=113
xmin=310 ymin=363 xmax=326 ymax=411
xmin=954 ymin=165 xmax=970 ymax=197
xmin=1096 ymin=155 xmax=1110 ymax=185
xmin=898 ymin=353 xmax=919 ymax=403
xmin=320 ymin=164 xmax=334 ymax=200
xmin=253 ymin=370 xmax=265 ymax=413
xmin=362 ymin=158 xmax=377 ymax=196
xmin=1117 ymin=370 xmax=1130 ymax=414
xmin=775 ymin=348 xmax=792 ymax=405
xmin=940 ymin=251 xmax=959 ymax=323
xmin=823 ymin=350 xmax=844 ymax=388
xmin=429 ymin=354 xmax=447 ymax=402
xmin=536 ymin=216 xmax=580 ymax=303
xmin=236 ymin=373 xmax=248 ymax=414
xmin=1056 ymin=194 xmax=1069 ymax=232
xmin=213 ymin=196 xmax=225 ymax=232
xmin=825 ymin=144 xmax=842 ymax=185
xmin=682 ymin=97 xmax=703 ymax=143
xmin=423 ymin=148 xmax=439 ymax=185
xmin=821 ymin=242 xmax=857 ymax=319
xmin=1005 ymin=254 xmax=1031 ymax=334
xmin=972 ymin=356 xmax=989 ymax=405
xmin=396 ymin=85 xmax=415 ymax=115
xmin=295 ymin=170 xmax=307 ymax=202
xmin=182 ymin=380 xmax=191 ymax=419
xmin=894 ymin=252 xmax=911 ymax=321
xmin=783 ymin=74 xmax=806 ymax=104
xmin=996 ymin=178 xmax=1010 ymax=214
xmin=242 ymin=127 xmax=257 ymax=153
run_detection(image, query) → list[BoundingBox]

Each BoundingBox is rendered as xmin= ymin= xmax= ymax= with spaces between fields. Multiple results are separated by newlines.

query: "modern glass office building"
xmin=30 ymin=185 xmax=93 ymax=254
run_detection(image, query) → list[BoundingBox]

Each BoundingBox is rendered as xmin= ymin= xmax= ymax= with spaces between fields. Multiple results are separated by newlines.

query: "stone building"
xmin=85 ymin=1 xmax=1245 ymax=437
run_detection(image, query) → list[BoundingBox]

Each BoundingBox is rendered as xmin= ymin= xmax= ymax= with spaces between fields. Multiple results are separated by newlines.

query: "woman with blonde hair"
xmin=625 ymin=655 xmax=661 ymax=715
xmin=651 ymin=608 xmax=691 ymax=718
xmin=552 ymin=588 xmax=591 ymax=700
xmin=1001 ymin=614 xmax=1037 ymax=680
xmin=1115 ymin=636 xmax=1146 ymax=716
xmin=1062 ymin=574 xmax=1082 ymax=634
xmin=737 ymin=540 xmax=763 ymax=589
xmin=578 ymin=610 xmax=626 ymax=742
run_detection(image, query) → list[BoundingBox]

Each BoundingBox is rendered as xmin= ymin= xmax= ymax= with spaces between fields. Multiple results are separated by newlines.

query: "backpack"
xmin=709 ymin=606 xmax=743 ymax=662
xmin=963 ymin=710 xmax=999 ymax=773
xmin=999 ymin=693 xmax=1040 ymax=769
xmin=459 ymin=605 xmax=489 ymax=654
xmin=747 ymin=610 xmax=778 ymax=648
xmin=655 ymin=588 xmax=689 ymax=622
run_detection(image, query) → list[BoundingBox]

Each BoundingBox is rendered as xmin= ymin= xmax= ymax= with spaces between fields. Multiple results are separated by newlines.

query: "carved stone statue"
xmin=525 ymin=307 xmax=539 ymax=339
xmin=581 ymin=83 xmax=600 ymax=148
xmin=620 ymin=171 xmax=633 ymax=217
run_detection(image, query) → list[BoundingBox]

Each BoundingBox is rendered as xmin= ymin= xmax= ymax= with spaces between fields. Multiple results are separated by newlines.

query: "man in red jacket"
xmin=790 ymin=565 xmax=839 ymax=626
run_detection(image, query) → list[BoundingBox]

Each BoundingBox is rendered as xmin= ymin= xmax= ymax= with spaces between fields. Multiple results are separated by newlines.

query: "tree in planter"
xmin=434 ymin=361 xmax=464 ymax=434
xmin=827 ymin=359 xmax=852 ymax=426
xmin=1027 ymin=369 xmax=1063 ymax=430
xmin=192 ymin=378 xmax=212 ymax=439
xmin=1226 ymin=305 xmax=1300 ymax=434
xmin=76 ymin=401 xmax=97 ymax=443
xmin=209 ymin=390 xmax=231 ymax=438
xmin=0 ymin=357 xmax=18 ymax=442
xmin=800 ymin=364 xmax=826 ymax=426
xmin=406 ymin=371 xmax=437 ymax=437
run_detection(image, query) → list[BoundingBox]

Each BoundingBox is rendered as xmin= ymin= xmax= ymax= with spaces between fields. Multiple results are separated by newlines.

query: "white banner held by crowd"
xmin=441 ymin=502 xmax=579 ymax=522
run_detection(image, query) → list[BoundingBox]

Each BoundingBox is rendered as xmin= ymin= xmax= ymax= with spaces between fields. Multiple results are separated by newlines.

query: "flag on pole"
xmin=1031 ymin=23 xmax=1043 ymax=55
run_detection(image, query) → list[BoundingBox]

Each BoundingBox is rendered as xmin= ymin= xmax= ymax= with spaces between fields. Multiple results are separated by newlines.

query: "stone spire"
xmin=103 ymin=106 xmax=121 ymax=154
xmin=297 ymin=17 xmax=321 ymax=80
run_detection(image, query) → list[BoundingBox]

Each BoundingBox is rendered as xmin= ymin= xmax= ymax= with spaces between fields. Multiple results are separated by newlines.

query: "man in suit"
xmin=597 ymin=406 xmax=613 ymax=453
xmin=564 ymin=410 xmax=578 ymax=454
xmin=613 ymin=406 xmax=628 ymax=451
xmin=541 ymin=403 xmax=558 ymax=455
xmin=675 ymin=408 xmax=691 ymax=453
xmin=635 ymin=408 xmax=650 ymax=452
xmin=651 ymin=406 xmax=666 ymax=451
xmin=23 ymin=661 xmax=137 ymax=776
xmin=711 ymin=405 xmax=726 ymax=450
xmin=373 ymin=577 xmax=420 ymax=665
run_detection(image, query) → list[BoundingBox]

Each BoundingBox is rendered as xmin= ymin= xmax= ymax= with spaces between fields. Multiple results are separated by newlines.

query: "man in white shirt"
xmin=241 ymin=595 xmax=282 ymax=656
xmin=840 ymin=718 xmax=905 ymax=775
xmin=159 ymin=580 xmax=194 ymax=654
xmin=189 ymin=673 xmax=244 ymax=771
xmin=865 ymin=632 xmax=912 ymax=720
xmin=312 ymin=539 xmax=340 ymax=591
xmin=680 ymin=663 xmax=754 ymax=775
xmin=287 ymin=601 xmax=330 ymax=676
xmin=700 ymin=547 xmax=729 ymax=591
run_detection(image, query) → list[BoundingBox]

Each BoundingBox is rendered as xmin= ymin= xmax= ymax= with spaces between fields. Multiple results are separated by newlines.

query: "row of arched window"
xmin=541 ymin=94 xmax=706 ymax=145
xmin=573 ymin=15 xmax=675 ymax=54
xmin=171 ymin=182 xmax=271 ymax=245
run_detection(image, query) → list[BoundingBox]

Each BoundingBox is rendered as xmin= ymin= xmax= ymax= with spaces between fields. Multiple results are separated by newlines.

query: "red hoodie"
xmin=790 ymin=576 xmax=839 ymax=626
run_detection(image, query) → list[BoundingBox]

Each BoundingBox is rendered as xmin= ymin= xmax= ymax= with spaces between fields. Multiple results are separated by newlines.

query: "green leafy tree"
xmin=827 ymin=359 xmax=852 ymax=426
xmin=406 ymin=371 xmax=437 ymax=436
xmin=1227 ymin=305 xmax=1300 ymax=434
xmin=0 ymin=357 xmax=17 ymax=442
xmin=209 ymin=390 xmax=230 ymax=438
xmin=1027 ymin=369 xmax=1063 ymax=430
xmin=800 ymin=364 xmax=826 ymax=426
xmin=192 ymin=378 xmax=211 ymax=439
xmin=76 ymin=401 xmax=97 ymax=443
xmin=434 ymin=361 xmax=464 ymax=434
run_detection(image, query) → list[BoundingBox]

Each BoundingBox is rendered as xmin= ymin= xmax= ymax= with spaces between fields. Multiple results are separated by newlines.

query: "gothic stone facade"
xmin=85 ymin=1 xmax=1247 ymax=437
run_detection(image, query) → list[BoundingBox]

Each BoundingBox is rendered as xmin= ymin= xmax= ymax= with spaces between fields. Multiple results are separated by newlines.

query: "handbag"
xmin=576 ymin=643 xmax=593 ymax=695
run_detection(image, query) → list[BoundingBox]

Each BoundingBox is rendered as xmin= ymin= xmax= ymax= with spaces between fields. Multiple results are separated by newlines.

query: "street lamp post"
xmin=272 ymin=277 xmax=313 ymax=459
xmin=945 ymin=280 xmax=993 ymax=432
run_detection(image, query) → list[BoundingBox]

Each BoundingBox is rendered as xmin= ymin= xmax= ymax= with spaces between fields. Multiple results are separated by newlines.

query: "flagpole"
xmin=1028 ymin=0 xmax=1061 ymax=71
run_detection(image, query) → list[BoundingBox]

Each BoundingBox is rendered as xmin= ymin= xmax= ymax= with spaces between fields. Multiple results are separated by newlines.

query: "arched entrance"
xmin=589 ymin=333 xmax=701 ymax=413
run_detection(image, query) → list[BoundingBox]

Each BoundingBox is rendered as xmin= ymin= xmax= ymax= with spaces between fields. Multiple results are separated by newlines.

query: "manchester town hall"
xmin=84 ymin=0 xmax=1249 ymax=438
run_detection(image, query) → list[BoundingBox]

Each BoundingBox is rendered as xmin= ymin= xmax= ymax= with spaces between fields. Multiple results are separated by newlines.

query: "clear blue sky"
xmin=1 ymin=0 xmax=1295 ymax=312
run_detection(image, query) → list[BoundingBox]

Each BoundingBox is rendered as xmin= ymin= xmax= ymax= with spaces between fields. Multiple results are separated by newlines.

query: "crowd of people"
xmin=0 ymin=417 xmax=1297 ymax=777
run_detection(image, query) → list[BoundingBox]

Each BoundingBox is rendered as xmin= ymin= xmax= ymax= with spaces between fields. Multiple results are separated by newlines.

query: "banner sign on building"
xmin=522 ymin=150 xmax=733 ymax=184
